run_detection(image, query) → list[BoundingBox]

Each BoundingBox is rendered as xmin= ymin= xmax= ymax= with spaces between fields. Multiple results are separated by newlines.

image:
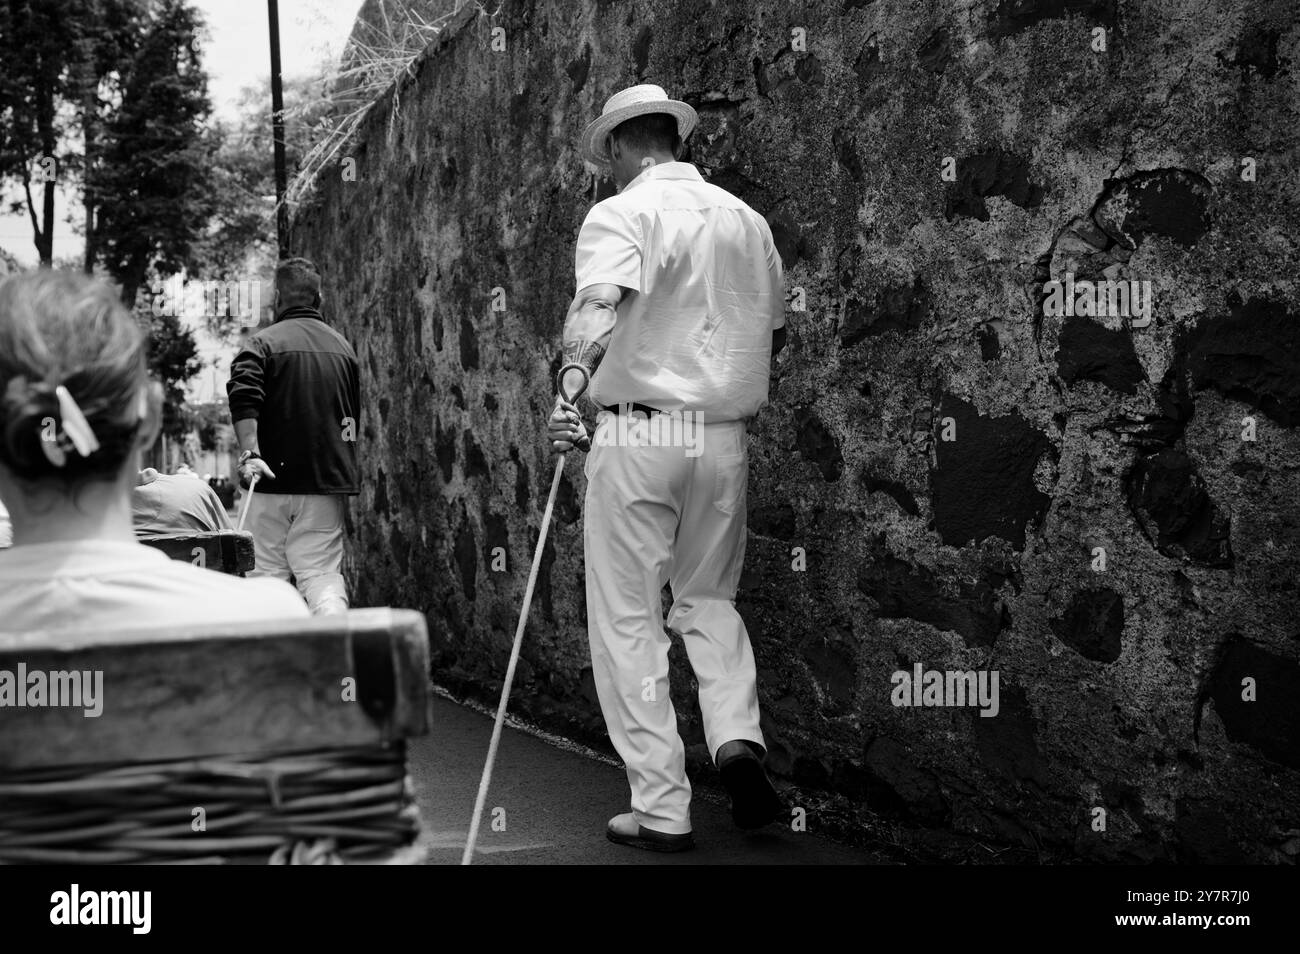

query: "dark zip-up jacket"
xmin=227 ymin=305 xmax=360 ymax=495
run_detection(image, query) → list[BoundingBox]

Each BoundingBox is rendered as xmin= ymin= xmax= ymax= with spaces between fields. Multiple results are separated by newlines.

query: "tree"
xmin=75 ymin=0 xmax=149 ymax=273
xmin=138 ymin=304 xmax=201 ymax=441
xmin=190 ymin=74 xmax=333 ymax=336
xmin=0 ymin=0 xmax=149 ymax=266
xmin=189 ymin=399 xmax=230 ymax=452
xmin=1 ymin=1 xmax=227 ymax=455
xmin=0 ymin=0 xmax=81 ymax=264
xmin=91 ymin=0 xmax=217 ymax=305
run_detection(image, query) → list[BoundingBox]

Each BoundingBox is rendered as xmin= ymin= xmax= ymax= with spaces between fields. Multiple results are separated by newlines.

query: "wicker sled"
xmin=0 ymin=608 xmax=431 ymax=864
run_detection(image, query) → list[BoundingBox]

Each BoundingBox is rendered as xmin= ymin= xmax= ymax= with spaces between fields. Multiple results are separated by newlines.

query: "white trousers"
xmin=583 ymin=412 xmax=764 ymax=835
xmin=246 ymin=492 xmax=349 ymax=615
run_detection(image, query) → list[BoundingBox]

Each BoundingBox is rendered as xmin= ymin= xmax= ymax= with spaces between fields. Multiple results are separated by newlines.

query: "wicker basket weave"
xmin=0 ymin=742 xmax=422 ymax=864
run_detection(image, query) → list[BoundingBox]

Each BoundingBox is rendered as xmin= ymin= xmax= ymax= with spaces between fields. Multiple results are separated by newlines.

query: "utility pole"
xmin=267 ymin=0 xmax=289 ymax=256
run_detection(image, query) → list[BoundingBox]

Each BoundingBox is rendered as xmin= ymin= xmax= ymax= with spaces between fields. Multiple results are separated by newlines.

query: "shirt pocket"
xmin=713 ymin=452 xmax=748 ymax=515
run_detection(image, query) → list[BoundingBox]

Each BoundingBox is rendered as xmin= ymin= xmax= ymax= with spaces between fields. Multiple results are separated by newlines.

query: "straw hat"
xmin=580 ymin=84 xmax=698 ymax=168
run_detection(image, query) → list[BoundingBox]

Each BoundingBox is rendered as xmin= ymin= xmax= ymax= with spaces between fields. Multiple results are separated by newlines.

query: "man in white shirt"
xmin=548 ymin=84 xmax=788 ymax=851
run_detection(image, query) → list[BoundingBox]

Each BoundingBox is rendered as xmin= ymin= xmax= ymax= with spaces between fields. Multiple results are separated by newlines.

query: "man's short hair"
xmin=275 ymin=257 xmax=322 ymax=309
xmin=610 ymin=112 xmax=681 ymax=157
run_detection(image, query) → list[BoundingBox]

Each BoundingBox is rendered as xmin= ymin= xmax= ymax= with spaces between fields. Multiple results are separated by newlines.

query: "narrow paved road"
xmin=409 ymin=694 xmax=888 ymax=864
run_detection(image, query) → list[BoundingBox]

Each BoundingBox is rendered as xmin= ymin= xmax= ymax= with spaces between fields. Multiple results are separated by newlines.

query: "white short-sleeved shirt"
xmin=574 ymin=162 xmax=785 ymax=422
xmin=0 ymin=539 xmax=309 ymax=636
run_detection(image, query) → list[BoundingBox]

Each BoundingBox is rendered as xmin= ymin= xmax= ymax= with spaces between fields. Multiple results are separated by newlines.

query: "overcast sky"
xmin=202 ymin=0 xmax=360 ymax=121
xmin=0 ymin=0 xmax=362 ymax=266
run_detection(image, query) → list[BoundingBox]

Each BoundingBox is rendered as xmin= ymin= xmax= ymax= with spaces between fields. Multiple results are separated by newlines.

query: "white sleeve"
xmin=575 ymin=201 xmax=643 ymax=293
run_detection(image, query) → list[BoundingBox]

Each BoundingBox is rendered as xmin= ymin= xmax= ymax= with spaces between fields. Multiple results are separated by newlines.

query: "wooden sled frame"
xmin=137 ymin=529 xmax=257 ymax=576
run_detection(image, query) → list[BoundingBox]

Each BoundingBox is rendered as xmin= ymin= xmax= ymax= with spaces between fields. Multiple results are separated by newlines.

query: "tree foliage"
xmin=0 ymin=0 xmax=82 ymax=263
xmin=92 ymin=0 xmax=217 ymax=305
xmin=136 ymin=304 xmax=201 ymax=441
xmin=191 ymin=75 xmax=332 ymax=335
xmin=0 ymin=0 xmax=216 ymax=297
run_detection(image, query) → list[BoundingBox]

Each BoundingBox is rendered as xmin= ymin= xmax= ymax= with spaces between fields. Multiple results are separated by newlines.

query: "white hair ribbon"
xmin=54 ymin=385 xmax=100 ymax=458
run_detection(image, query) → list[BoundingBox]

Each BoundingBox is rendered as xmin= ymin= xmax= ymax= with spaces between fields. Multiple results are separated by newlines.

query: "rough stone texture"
xmin=294 ymin=0 xmax=1300 ymax=862
xmin=1204 ymin=638 xmax=1300 ymax=771
xmin=1057 ymin=314 xmax=1146 ymax=394
xmin=1127 ymin=446 xmax=1234 ymax=567
xmin=1186 ymin=295 xmax=1300 ymax=427
xmin=944 ymin=147 xmax=1046 ymax=221
xmin=1050 ymin=586 xmax=1125 ymax=663
xmin=932 ymin=394 xmax=1053 ymax=549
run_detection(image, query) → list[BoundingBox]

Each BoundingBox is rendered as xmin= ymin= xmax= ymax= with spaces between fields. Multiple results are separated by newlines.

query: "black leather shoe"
xmin=716 ymin=742 xmax=784 ymax=830
xmin=606 ymin=813 xmax=695 ymax=852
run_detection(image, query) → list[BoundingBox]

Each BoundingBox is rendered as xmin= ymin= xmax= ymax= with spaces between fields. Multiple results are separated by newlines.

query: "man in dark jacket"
xmin=227 ymin=257 xmax=359 ymax=614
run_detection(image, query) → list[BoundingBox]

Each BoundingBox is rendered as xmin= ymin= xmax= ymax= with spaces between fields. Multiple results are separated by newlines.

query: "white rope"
xmin=237 ymin=474 xmax=260 ymax=532
xmin=461 ymin=452 xmax=568 ymax=865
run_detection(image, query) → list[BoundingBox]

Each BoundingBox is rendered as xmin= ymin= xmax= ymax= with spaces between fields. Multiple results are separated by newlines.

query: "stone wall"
xmin=292 ymin=0 xmax=1300 ymax=862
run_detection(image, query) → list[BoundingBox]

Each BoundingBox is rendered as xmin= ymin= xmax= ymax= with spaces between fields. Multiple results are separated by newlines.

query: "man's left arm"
xmin=228 ymin=339 xmax=277 ymax=483
xmin=550 ymin=283 xmax=624 ymax=452
xmin=550 ymin=202 xmax=642 ymax=453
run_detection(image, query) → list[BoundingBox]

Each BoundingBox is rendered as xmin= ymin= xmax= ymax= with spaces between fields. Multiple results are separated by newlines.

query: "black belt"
xmin=602 ymin=402 xmax=664 ymax=416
